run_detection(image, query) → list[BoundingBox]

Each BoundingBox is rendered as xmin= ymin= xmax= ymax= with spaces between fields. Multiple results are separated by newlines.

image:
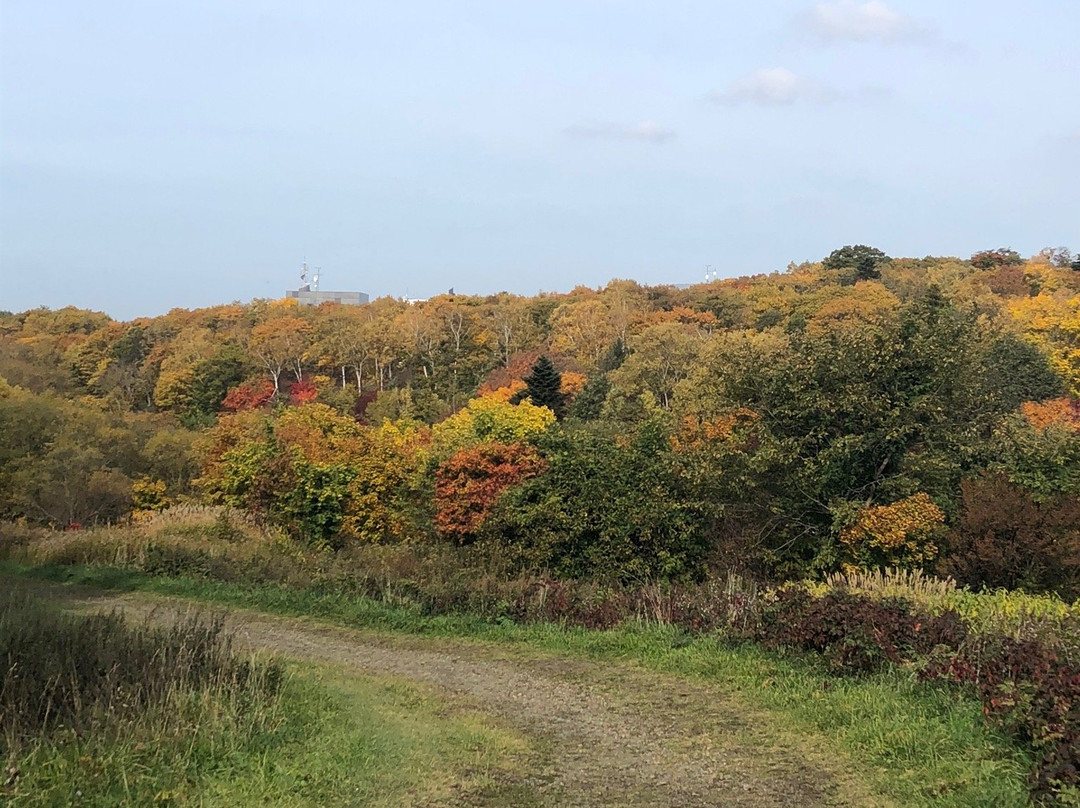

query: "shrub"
xmin=939 ymin=475 xmax=1080 ymax=599
xmin=838 ymin=492 xmax=944 ymax=569
xmin=434 ymin=442 xmax=545 ymax=543
xmin=922 ymin=633 xmax=1080 ymax=801
xmin=757 ymin=587 xmax=967 ymax=674
xmin=484 ymin=423 xmax=713 ymax=581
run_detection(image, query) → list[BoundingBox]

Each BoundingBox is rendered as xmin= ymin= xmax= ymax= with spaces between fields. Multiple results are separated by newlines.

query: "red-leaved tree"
xmin=288 ymin=380 xmax=318 ymax=405
xmin=435 ymin=442 xmax=546 ymax=543
xmin=221 ymin=379 xmax=276 ymax=412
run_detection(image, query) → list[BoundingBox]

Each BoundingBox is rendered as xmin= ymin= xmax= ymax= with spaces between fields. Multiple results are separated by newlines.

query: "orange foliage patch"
xmin=638 ymin=306 xmax=718 ymax=331
xmin=434 ymin=442 xmax=546 ymax=543
xmin=669 ymin=409 xmax=760 ymax=452
xmin=1021 ymin=398 xmax=1080 ymax=432
xmin=560 ymin=371 xmax=587 ymax=398
xmin=481 ymin=380 xmax=527 ymax=402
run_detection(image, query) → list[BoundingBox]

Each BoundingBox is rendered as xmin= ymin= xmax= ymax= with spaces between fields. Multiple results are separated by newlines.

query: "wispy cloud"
xmin=710 ymin=68 xmax=823 ymax=106
xmin=802 ymin=1 xmax=929 ymax=43
xmin=563 ymin=120 xmax=676 ymax=144
xmin=708 ymin=68 xmax=888 ymax=106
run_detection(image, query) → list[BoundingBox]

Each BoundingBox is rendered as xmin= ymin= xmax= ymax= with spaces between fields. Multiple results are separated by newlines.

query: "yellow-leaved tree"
xmin=432 ymin=395 xmax=555 ymax=458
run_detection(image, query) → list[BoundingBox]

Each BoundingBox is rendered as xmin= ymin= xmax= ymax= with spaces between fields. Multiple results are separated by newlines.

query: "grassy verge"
xmin=184 ymin=666 xmax=536 ymax=808
xmin=3 ymin=561 xmax=1034 ymax=808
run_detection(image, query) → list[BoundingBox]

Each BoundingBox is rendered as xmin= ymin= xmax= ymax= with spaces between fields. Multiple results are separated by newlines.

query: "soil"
xmin=10 ymin=578 xmax=891 ymax=808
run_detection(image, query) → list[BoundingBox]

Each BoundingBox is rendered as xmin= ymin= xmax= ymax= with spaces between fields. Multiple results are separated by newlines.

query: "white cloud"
xmin=803 ymin=1 xmax=927 ymax=43
xmin=563 ymin=120 xmax=676 ymax=143
xmin=710 ymin=68 xmax=836 ymax=106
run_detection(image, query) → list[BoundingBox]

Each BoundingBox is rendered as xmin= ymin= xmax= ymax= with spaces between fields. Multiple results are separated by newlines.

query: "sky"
xmin=1 ymin=0 xmax=1077 ymax=319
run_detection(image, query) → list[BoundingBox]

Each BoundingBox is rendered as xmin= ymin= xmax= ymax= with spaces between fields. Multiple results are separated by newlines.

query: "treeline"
xmin=2 ymin=245 xmax=1079 ymax=592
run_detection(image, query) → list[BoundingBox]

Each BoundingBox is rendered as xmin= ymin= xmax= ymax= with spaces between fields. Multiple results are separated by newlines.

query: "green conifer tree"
xmin=521 ymin=355 xmax=565 ymax=418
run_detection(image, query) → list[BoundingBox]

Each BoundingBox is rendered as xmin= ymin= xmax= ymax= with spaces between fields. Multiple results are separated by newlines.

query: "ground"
xmin=11 ymin=577 xmax=896 ymax=808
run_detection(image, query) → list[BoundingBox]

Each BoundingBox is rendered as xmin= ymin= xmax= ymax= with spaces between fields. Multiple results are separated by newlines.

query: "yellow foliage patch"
xmin=432 ymin=395 xmax=555 ymax=456
xmin=839 ymin=492 xmax=945 ymax=568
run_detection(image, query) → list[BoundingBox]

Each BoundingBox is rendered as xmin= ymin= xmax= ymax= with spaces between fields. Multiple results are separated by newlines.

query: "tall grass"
xmin=1 ymin=591 xmax=286 ymax=806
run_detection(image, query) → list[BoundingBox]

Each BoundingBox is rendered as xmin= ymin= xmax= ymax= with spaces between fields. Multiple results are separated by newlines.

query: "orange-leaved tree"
xmin=434 ymin=442 xmax=545 ymax=543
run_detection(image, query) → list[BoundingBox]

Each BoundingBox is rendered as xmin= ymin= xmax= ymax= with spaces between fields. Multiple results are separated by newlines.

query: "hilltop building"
xmin=286 ymin=262 xmax=368 ymax=306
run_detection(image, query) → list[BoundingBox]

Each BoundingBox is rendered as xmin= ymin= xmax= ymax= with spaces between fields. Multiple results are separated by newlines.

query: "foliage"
xmin=341 ymin=419 xmax=431 ymax=544
xmin=971 ymin=248 xmax=1024 ymax=269
xmin=222 ymin=378 xmax=275 ymax=411
xmin=992 ymin=409 xmax=1080 ymax=498
xmin=2 ymin=251 xmax=1078 ymax=582
xmin=838 ymin=492 xmax=945 ymax=569
xmin=822 ymin=244 xmax=890 ymax=283
xmin=431 ymin=394 xmax=555 ymax=457
xmin=485 ymin=422 xmax=714 ymax=580
xmin=938 ymin=475 xmax=1080 ymax=599
xmin=922 ymin=633 xmax=1080 ymax=801
xmin=757 ymin=586 xmax=966 ymax=673
xmin=434 ymin=442 xmax=545 ymax=543
xmin=187 ymin=345 xmax=250 ymax=416
xmin=279 ymin=462 xmax=357 ymax=548
xmin=757 ymin=581 xmax=1080 ymax=800
xmin=131 ymin=476 xmax=171 ymax=511
xmin=515 ymin=354 xmax=565 ymax=417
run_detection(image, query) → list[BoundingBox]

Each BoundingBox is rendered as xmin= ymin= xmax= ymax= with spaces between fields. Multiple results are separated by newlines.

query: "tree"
xmin=673 ymin=295 xmax=1018 ymax=574
xmin=187 ymin=346 xmax=249 ymax=416
xmin=822 ymin=245 xmax=890 ymax=283
xmin=980 ymin=334 xmax=1064 ymax=412
xmin=1037 ymin=246 xmax=1073 ymax=268
xmin=434 ymin=442 xmax=545 ymax=543
xmin=550 ymin=299 xmax=618 ymax=369
xmin=487 ymin=293 xmax=538 ymax=368
xmin=607 ymin=322 xmax=704 ymax=412
xmin=518 ymin=355 xmax=565 ymax=418
xmin=249 ymin=316 xmax=312 ymax=395
xmin=432 ymin=395 xmax=555 ymax=457
xmin=970 ymin=248 xmax=1023 ymax=269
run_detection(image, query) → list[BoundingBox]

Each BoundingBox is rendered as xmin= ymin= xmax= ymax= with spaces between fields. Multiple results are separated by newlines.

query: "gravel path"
xmin=13 ymin=579 xmax=888 ymax=808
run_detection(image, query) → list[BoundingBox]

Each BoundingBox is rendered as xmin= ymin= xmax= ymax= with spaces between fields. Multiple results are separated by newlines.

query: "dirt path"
xmin=13 ymin=579 xmax=887 ymax=808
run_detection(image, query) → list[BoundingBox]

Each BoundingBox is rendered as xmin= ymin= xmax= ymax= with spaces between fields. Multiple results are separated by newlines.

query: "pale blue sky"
xmin=2 ymin=1 xmax=1077 ymax=318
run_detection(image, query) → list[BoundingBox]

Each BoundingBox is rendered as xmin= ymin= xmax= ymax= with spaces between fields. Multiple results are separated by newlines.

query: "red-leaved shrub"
xmin=939 ymin=475 xmax=1080 ymax=599
xmin=435 ymin=442 xmax=546 ymax=543
xmin=756 ymin=587 xmax=967 ymax=673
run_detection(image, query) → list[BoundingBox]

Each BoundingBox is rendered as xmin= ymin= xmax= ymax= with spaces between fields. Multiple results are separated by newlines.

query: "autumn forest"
xmin=3 ymin=245 xmax=1080 ymax=590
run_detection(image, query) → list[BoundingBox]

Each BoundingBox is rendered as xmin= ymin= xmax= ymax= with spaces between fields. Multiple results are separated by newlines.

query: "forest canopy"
xmin=3 ymin=247 xmax=1079 ymax=594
